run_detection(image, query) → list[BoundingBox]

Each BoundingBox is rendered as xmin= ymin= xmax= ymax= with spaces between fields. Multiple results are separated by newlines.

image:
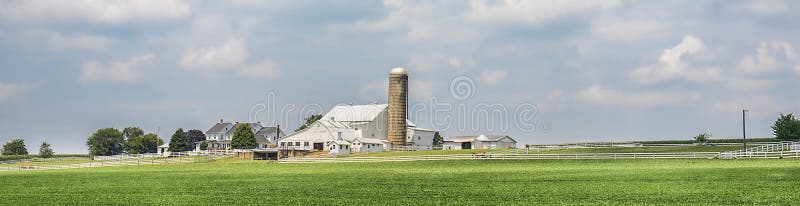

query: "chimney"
xmin=220 ymin=119 xmax=223 ymax=123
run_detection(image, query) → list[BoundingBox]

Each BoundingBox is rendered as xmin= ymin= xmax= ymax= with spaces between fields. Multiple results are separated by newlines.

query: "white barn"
xmin=443 ymin=135 xmax=517 ymax=150
xmin=277 ymin=104 xmax=437 ymax=155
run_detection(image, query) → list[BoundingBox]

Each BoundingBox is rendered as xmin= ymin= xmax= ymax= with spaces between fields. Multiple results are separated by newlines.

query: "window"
xmin=332 ymin=145 xmax=336 ymax=149
xmin=295 ymin=142 xmax=300 ymax=146
xmin=304 ymin=142 xmax=309 ymax=146
xmin=288 ymin=142 xmax=293 ymax=146
xmin=418 ymin=136 xmax=421 ymax=140
xmin=280 ymin=142 xmax=285 ymax=146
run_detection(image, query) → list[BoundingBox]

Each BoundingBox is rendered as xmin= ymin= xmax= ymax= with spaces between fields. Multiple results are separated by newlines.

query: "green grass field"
xmin=345 ymin=146 xmax=752 ymax=157
xmin=1 ymin=158 xmax=798 ymax=205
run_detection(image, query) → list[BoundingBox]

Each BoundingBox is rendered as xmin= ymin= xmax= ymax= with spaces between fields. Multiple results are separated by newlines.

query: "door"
xmin=313 ymin=143 xmax=324 ymax=151
xmin=461 ymin=142 xmax=472 ymax=149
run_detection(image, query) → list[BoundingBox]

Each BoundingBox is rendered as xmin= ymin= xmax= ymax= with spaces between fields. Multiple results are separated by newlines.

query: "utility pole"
xmin=742 ymin=109 xmax=748 ymax=152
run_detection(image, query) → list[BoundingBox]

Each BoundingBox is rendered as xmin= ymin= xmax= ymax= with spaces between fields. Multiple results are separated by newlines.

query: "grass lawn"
xmin=0 ymin=158 xmax=798 ymax=205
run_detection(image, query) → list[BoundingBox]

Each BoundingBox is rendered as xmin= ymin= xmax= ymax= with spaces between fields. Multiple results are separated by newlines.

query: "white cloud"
xmin=410 ymin=80 xmax=435 ymax=99
xmin=736 ymin=0 xmax=788 ymax=15
xmin=711 ymin=96 xmax=787 ymax=117
xmin=238 ymin=61 xmax=282 ymax=79
xmin=737 ymin=41 xmax=798 ymax=74
xmin=180 ymin=39 xmax=249 ymax=71
xmin=0 ymin=82 xmax=37 ymax=104
xmin=576 ymin=85 xmax=699 ymax=108
xmin=0 ymin=0 xmax=191 ymax=24
xmin=408 ymin=53 xmax=473 ymax=72
xmin=630 ymin=35 xmax=722 ymax=84
xmin=591 ymin=20 xmax=666 ymax=41
xmin=49 ymin=32 xmax=111 ymax=51
xmin=80 ymin=54 xmax=155 ymax=84
xmin=468 ymin=0 xmax=622 ymax=25
xmin=479 ymin=70 xmax=508 ymax=85
xmin=541 ymin=89 xmax=566 ymax=112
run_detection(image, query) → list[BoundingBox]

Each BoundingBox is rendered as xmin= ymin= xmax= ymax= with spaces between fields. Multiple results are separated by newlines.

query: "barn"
xmin=443 ymin=135 xmax=517 ymax=150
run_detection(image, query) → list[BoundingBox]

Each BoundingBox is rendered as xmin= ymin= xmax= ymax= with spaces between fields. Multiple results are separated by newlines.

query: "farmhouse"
xmin=443 ymin=134 xmax=517 ymax=150
xmin=204 ymin=120 xmax=285 ymax=150
xmin=277 ymin=104 xmax=436 ymax=156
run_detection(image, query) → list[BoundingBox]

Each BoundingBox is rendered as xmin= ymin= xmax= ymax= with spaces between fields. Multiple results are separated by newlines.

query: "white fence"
xmin=0 ymin=151 xmax=231 ymax=172
xmin=278 ymin=151 xmax=800 ymax=163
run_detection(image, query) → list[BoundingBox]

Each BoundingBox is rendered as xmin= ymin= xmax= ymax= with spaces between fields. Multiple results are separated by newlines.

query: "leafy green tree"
xmin=126 ymin=133 xmax=163 ymax=154
xmin=185 ymin=129 xmax=206 ymax=149
xmin=2 ymin=139 xmax=28 ymax=155
xmin=168 ymin=128 xmax=190 ymax=152
xmin=38 ymin=142 xmax=54 ymax=158
xmin=295 ymin=114 xmax=322 ymax=132
xmin=433 ymin=132 xmax=444 ymax=146
xmin=232 ymin=124 xmax=257 ymax=149
xmin=772 ymin=113 xmax=800 ymax=141
xmin=122 ymin=127 xmax=145 ymax=140
xmin=87 ymin=128 xmax=125 ymax=156
xmin=199 ymin=141 xmax=208 ymax=150
xmin=694 ymin=133 xmax=710 ymax=144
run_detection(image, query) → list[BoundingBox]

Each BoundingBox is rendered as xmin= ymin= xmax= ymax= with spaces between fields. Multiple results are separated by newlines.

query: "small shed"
xmin=328 ymin=140 xmax=351 ymax=155
xmin=157 ymin=143 xmax=170 ymax=156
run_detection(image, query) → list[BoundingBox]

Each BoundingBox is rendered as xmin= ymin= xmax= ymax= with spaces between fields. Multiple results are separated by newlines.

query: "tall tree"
xmin=232 ymin=124 xmax=257 ymax=149
xmin=87 ymin=128 xmax=125 ymax=156
xmin=2 ymin=139 xmax=28 ymax=155
xmin=126 ymin=133 xmax=163 ymax=154
xmin=122 ymin=127 xmax=145 ymax=140
xmin=185 ymin=129 xmax=206 ymax=149
xmin=168 ymin=128 xmax=190 ymax=152
xmin=38 ymin=142 xmax=54 ymax=158
xmin=295 ymin=114 xmax=322 ymax=132
xmin=433 ymin=132 xmax=444 ymax=146
xmin=772 ymin=113 xmax=800 ymax=141
xmin=694 ymin=133 xmax=710 ymax=144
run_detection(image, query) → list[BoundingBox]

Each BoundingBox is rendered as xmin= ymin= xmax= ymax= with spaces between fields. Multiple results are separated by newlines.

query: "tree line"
xmin=83 ymin=124 xmax=262 ymax=156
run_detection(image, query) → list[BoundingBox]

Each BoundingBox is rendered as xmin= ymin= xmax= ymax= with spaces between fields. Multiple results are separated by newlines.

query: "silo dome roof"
xmin=390 ymin=67 xmax=407 ymax=75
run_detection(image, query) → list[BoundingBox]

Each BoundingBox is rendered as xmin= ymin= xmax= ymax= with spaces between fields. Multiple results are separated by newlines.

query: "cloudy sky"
xmin=1 ymin=0 xmax=799 ymax=153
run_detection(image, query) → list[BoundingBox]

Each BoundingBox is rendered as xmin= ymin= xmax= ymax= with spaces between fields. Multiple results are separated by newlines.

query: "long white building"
xmin=277 ymin=104 xmax=436 ymax=156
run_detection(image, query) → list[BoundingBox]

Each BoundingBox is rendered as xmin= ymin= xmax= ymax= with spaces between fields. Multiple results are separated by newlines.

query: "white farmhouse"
xmin=203 ymin=120 xmax=285 ymax=150
xmin=277 ymin=104 xmax=437 ymax=156
xmin=443 ymin=135 xmax=517 ymax=150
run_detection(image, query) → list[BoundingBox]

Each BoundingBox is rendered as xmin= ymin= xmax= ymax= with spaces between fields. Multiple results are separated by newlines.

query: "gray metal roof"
xmin=206 ymin=123 xmax=233 ymax=134
xmin=445 ymin=134 xmax=516 ymax=143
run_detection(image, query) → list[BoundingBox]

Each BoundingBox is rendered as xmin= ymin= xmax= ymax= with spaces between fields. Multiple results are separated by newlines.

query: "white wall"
xmin=407 ymin=128 xmax=435 ymax=149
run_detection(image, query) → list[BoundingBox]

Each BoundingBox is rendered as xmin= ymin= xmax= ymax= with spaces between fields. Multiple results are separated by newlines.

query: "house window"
xmin=304 ymin=142 xmax=309 ymax=146
xmin=280 ymin=142 xmax=285 ymax=146
xmin=288 ymin=142 xmax=293 ymax=146
xmin=295 ymin=142 xmax=300 ymax=146
xmin=332 ymin=145 xmax=336 ymax=149
xmin=418 ymin=136 xmax=421 ymax=140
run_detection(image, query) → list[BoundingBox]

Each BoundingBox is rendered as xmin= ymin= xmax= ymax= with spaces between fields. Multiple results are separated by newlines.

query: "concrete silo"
xmin=387 ymin=67 xmax=408 ymax=149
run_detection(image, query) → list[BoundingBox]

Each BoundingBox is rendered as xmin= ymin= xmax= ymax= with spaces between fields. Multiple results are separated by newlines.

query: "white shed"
xmin=443 ymin=134 xmax=517 ymax=150
xmin=328 ymin=140 xmax=351 ymax=155
xmin=352 ymin=138 xmax=388 ymax=153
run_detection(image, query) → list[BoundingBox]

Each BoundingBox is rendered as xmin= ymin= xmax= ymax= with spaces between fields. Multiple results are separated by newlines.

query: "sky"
xmin=1 ymin=0 xmax=799 ymax=154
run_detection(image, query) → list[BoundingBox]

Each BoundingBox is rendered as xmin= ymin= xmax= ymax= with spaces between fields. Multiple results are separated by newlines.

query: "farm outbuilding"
xmin=443 ymin=135 xmax=517 ymax=150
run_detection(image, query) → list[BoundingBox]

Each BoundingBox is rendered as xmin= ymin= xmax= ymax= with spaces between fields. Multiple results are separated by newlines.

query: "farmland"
xmin=1 ymin=158 xmax=798 ymax=205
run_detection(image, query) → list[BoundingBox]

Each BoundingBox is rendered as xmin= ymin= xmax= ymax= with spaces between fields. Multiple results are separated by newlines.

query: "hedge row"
xmin=632 ymin=138 xmax=781 ymax=144
xmin=0 ymin=154 xmax=90 ymax=161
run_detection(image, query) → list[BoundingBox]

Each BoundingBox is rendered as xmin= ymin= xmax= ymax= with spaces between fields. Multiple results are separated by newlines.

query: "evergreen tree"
xmin=231 ymin=124 xmax=257 ymax=149
xmin=433 ymin=132 xmax=444 ymax=146
xmin=38 ymin=142 xmax=54 ymax=158
xmin=185 ymin=129 xmax=206 ymax=149
xmin=168 ymin=128 xmax=190 ymax=152
xmin=199 ymin=141 xmax=208 ymax=150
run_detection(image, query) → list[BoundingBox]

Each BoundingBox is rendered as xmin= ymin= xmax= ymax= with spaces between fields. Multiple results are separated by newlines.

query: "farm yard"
xmin=0 ymin=157 xmax=799 ymax=205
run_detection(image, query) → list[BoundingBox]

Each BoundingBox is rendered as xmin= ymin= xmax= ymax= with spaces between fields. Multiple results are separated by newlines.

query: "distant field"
xmin=346 ymin=145 xmax=753 ymax=157
xmin=0 ymin=158 xmax=798 ymax=205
